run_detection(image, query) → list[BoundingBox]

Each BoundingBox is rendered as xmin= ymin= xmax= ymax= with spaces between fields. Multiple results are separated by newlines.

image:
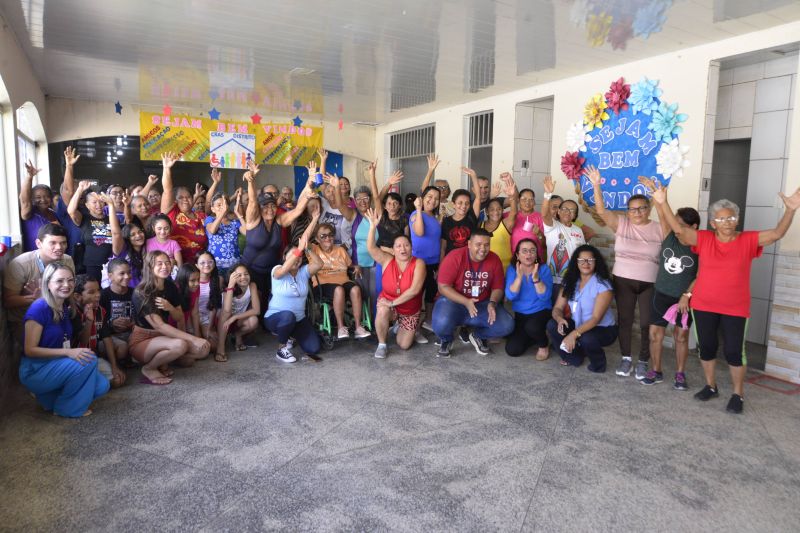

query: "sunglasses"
xmin=318 ymin=233 xmax=333 ymax=240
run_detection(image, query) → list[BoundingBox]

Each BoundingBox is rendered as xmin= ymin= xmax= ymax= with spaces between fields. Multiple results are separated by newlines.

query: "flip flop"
xmin=214 ymin=352 xmax=228 ymax=362
xmin=139 ymin=375 xmax=172 ymax=385
xmin=559 ymin=360 xmax=571 ymax=366
xmin=236 ymin=344 xmax=248 ymax=351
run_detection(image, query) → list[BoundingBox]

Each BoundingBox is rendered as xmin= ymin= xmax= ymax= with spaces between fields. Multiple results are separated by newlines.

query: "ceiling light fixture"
xmin=116 ymin=150 xmax=123 ymax=156
xmin=289 ymin=67 xmax=315 ymax=76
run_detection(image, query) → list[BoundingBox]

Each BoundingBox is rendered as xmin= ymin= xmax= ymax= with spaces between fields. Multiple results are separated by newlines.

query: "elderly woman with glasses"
xmin=541 ymin=176 xmax=586 ymax=304
xmin=584 ymin=165 xmax=663 ymax=380
xmin=650 ymin=184 xmax=800 ymax=413
xmin=547 ymin=244 xmax=618 ymax=372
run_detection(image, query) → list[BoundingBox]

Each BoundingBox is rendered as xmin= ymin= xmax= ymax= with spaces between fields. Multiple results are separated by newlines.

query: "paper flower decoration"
xmin=629 ymin=77 xmax=662 ymax=115
xmin=633 ymin=0 xmax=670 ymax=39
xmin=608 ymin=16 xmax=633 ymax=50
xmin=583 ymin=94 xmax=610 ymax=130
xmin=604 ymin=77 xmax=630 ymax=115
xmin=656 ymin=138 xmax=690 ymax=178
xmin=566 ymin=122 xmax=590 ymax=152
xmin=586 ymin=11 xmax=613 ymax=48
xmin=561 ymin=151 xmax=586 ymax=181
xmin=649 ymin=101 xmax=688 ymax=142
xmin=570 ymin=0 xmax=591 ymax=29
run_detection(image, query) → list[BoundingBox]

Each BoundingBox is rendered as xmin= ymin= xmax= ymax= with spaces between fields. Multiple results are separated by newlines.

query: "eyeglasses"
xmin=576 ymin=258 xmax=596 ymax=265
xmin=318 ymin=233 xmax=333 ymax=240
xmin=356 ymin=196 xmax=371 ymax=202
xmin=559 ymin=207 xmax=577 ymax=214
xmin=518 ymin=248 xmax=537 ymax=255
xmin=627 ymin=206 xmax=649 ymax=213
xmin=713 ymin=216 xmax=738 ymax=224
xmin=197 ymin=261 xmax=215 ymax=267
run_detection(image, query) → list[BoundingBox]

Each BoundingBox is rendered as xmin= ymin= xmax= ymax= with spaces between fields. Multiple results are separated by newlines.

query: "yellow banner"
xmin=139 ymin=112 xmax=323 ymax=166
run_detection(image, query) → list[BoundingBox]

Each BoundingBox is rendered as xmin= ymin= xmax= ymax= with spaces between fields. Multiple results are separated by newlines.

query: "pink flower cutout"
xmin=561 ymin=151 xmax=586 ymax=181
xmin=605 ymin=77 xmax=631 ymax=114
xmin=624 ymin=178 xmax=631 ymax=185
xmin=611 ymin=179 xmax=618 ymax=186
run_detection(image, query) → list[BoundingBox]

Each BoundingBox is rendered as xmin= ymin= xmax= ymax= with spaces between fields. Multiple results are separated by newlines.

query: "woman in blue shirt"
xmin=505 ymin=238 xmax=553 ymax=359
xmin=264 ymin=215 xmax=323 ymax=363
xmin=20 ymin=262 xmax=110 ymax=417
xmin=547 ymin=244 xmax=618 ymax=372
xmin=409 ymin=186 xmax=442 ymax=330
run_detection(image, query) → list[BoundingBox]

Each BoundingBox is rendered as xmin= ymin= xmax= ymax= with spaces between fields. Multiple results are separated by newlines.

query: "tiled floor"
xmin=1 ymin=332 xmax=799 ymax=532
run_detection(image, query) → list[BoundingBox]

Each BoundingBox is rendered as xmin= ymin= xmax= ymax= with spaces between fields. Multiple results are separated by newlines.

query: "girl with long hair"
xmin=216 ymin=264 xmax=261 ymax=361
xmin=175 ymin=263 xmax=202 ymax=337
xmin=410 ymin=185 xmax=442 ymax=333
xmin=195 ymin=251 xmax=223 ymax=353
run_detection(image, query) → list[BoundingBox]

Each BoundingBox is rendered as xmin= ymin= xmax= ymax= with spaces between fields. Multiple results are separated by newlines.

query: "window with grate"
xmin=389 ymin=124 xmax=435 ymax=159
xmin=467 ymin=112 xmax=493 ymax=148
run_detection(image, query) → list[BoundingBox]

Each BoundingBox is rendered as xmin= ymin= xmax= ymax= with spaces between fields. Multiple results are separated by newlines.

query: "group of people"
xmin=7 ymin=146 xmax=800 ymax=418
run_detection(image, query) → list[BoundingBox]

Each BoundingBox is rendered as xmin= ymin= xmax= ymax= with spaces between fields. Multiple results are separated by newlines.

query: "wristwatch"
xmin=682 ymin=292 xmax=692 ymax=298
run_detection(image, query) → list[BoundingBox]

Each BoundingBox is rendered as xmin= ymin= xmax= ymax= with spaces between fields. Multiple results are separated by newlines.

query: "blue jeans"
xmin=546 ymin=318 xmax=618 ymax=372
xmin=19 ymin=356 xmax=110 ymax=418
xmin=264 ymin=311 xmax=321 ymax=355
xmin=432 ymin=297 xmax=514 ymax=343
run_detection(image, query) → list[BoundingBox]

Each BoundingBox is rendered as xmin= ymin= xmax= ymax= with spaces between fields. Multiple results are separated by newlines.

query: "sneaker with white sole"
xmin=422 ymin=321 xmax=434 ymax=332
xmin=337 ymin=327 xmax=349 ymax=339
xmin=374 ymin=344 xmax=388 ymax=359
xmin=673 ymin=372 xmax=688 ymax=391
xmin=354 ymin=326 xmax=371 ymax=339
xmin=616 ymin=357 xmax=633 ymax=376
xmin=276 ymin=346 xmax=296 ymax=363
xmin=468 ymin=332 xmax=490 ymax=356
xmin=415 ymin=331 xmax=429 ymax=344
xmin=286 ymin=337 xmax=295 ymax=350
xmin=458 ymin=328 xmax=471 ymax=344
xmin=437 ymin=341 xmax=452 ymax=358
xmin=640 ymin=370 xmax=663 ymax=385
xmin=634 ymin=360 xmax=648 ymax=380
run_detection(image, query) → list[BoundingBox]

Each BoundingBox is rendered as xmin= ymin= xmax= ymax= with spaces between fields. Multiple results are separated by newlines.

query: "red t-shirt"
xmin=437 ymin=247 xmax=504 ymax=302
xmin=691 ymin=230 xmax=762 ymax=317
xmin=167 ymin=204 xmax=208 ymax=264
xmin=380 ymin=257 xmax=423 ymax=316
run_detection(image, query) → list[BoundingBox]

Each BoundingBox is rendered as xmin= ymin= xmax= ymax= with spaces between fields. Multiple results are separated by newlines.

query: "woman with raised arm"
xmin=510 ymin=187 xmax=546 ymax=266
xmin=547 ymin=245 xmax=618 ymax=372
xmin=583 ymin=165 xmax=663 ymax=380
xmin=481 ymin=173 xmax=518 ymax=269
xmin=129 ymin=251 xmax=211 ymax=385
xmin=264 ymin=211 xmax=323 ymax=363
xmin=159 ymin=151 xmax=208 ymax=264
xmin=241 ymin=161 xmax=312 ymax=306
xmin=650 ymin=182 xmax=800 ymax=413
xmin=123 ymin=185 xmax=155 ymax=236
xmin=20 ymin=161 xmax=61 ymax=252
xmin=440 ymin=167 xmax=482 ymax=259
xmin=365 ymin=208 xmax=426 ymax=359
xmin=205 ymin=168 xmax=244 ymax=278
xmin=20 ymin=262 xmax=110 ymax=417
xmin=368 ymin=161 xmax=409 ymax=254
xmin=541 ymin=176 xmax=586 ymax=303
xmin=409 ymin=185 xmax=442 ymax=332
xmin=67 ymin=182 xmax=114 ymax=280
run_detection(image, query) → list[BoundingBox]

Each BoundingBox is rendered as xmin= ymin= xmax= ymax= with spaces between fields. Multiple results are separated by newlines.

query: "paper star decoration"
xmin=250 ymin=113 xmax=262 ymax=125
xmin=208 ymin=89 xmax=220 ymax=101
xmin=208 ymin=107 xmax=221 ymax=120
xmin=162 ymin=104 xmax=172 ymax=116
xmin=292 ymin=116 xmax=303 ymax=127
xmin=114 ymin=101 xmax=122 ymax=114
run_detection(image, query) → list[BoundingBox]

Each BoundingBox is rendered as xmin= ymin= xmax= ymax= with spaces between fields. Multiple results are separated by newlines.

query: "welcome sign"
xmin=561 ymin=77 xmax=690 ymax=210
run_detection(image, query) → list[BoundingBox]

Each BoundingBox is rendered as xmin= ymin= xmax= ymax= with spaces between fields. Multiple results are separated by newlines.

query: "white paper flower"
xmin=656 ymin=138 xmax=690 ymax=179
xmin=570 ymin=0 xmax=591 ymax=29
xmin=566 ymin=121 xmax=590 ymax=152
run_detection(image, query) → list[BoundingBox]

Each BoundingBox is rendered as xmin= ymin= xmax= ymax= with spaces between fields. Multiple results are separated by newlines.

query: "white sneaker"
xmin=338 ymin=327 xmax=349 ymax=339
xmin=354 ymin=326 xmax=371 ymax=339
xmin=374 ymin=344 xmax=388 ymax=359
xmin=286 ymin=337 xmax=295 ymax=350
xmin=422 ymin=321 xmax=434 ymax=332
xmin=415 ymin=331 xmax=429 ymax=344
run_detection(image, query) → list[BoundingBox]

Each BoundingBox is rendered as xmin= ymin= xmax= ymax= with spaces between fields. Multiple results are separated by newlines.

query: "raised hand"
xmin=650 ymin=182 xmax=667 ymax=205
xmin=161 ymin=151 xmax=179 ymax=168
xmin=25 ymin=161 xmax=41 ymax=179
xmin=543 ymin=175 xmax=556 ymax=194
xmin=637 ymin=175 xmax=657 ymax=192
xmin=64 ymin=146 xmax=81 ymax=166
xmin=325 ymin=173 xmax=339 ymax=188
xmin=77 ymin=180 xmax=93 ymax=193
xmin=779 ymin=187 xmax=800 ymax=211
xmin=427 ymin=154 xmax=440 ymax=171
xmin=227 ymin=271 xmax=241 ymax=288
xmin=365 ymin=207 xmax=380 ymax=227
xmin=461 ymin=167 xmax=477 ymax=179
xmin=366 ymin=159 xmax=378 ymax=175
xmin=503 ymin=176 xmax=518 ymax=197
xmin=531 ymin=262 xmax=540 ymax=282
xmin=491 ymin=181 xmax=502 ymax=198
xmin=317 ymin=148 xmax=328 ymax=161
xmin=413 ymin=196 xmax=423 ymax=212
xmin=147 ymin=174 xmax=158 ymax=185
xmin=310 ymin=200 xmax=321 ymax=218
xmin=582 ymin=165 xmax=600 ymax=186
xmin=307 ymin=159 xmax=318 ymax=175
xmin=246 ymin=159 xmax=260 ymax=176
xmin=211 ymin=168 xmax=222 ymax=183
xmin=388 ymin=170 xmax=404 ymax=186
xmin=99 ymin=192 xmax=115 ymax=208
xmin=242 ymin=171 xmax=254 ymax=184
xmin=195 ymin=183 xmax=204 ymax=197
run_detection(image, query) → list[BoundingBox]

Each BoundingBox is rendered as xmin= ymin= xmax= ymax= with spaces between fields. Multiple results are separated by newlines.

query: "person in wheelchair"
xmin=309 ymin=222 xmax=370 ymax=340
xmin=263 ymin=212 xmax=323 ymax=363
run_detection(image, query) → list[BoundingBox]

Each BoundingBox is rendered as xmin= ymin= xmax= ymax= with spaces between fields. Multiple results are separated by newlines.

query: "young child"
xmin=99 ymin=258 xmax=134 ymax=366
xmin=196 ymin=251 xmax=222 ymax=352
xmin=175 ymin=264 xmax=201 ymax=337
xmin=74 ymin=274 xmax=126 ymax=388
xmin=146 ymin=214 xmax=183 ymax=274
xmin=216 ymin=264 xmax=260 ymax=362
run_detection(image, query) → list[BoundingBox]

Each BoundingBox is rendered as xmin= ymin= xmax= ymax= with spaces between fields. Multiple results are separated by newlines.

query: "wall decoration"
xmin=210 ymin=130 xmax=256 ymax=169
xmin=569 ymin=0 xmax=676 ymax=50
xmin=162 ymin=104 xmax=172 ymax=116
xmin=561 ymin=76 xmax=689 ymax=211
xmin=114 ymin=101 xmax=122 ymax=114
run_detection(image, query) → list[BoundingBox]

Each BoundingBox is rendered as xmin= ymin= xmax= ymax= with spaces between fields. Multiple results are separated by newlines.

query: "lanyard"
xmin=35 ymin=252 xmax=46 ymax=273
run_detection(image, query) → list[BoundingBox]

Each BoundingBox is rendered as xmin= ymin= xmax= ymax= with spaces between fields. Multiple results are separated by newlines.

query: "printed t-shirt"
xmin=441 ymin=210 xmax=478 ymax=254
xmin=73 ymin=306 xmax=112 ymax=351
xmin=691 ymin=230 xmax=762 ymax=318
xmin=654 ymin=232 xmax=698 ymax=298
xmin=544 ymin=220 xmax=586 ymax=284
xmin=132 ymin=279 xmax=182 ymax=329
xmin=204 ymin=216 xmax=242 ymax=269
xmin=4 ymin=252 xmax=75 ymax=325
xmin=309 ymin=244 xmax=351 ymax=286
xmin=613 ymin=216 xmax=663 ymax=282
xmin=23 ymin=299 xmax=72 ymax=353
xmin=167 ymin=204 xmax=207 ymax=264
xmin=437 ymin=247 xmax=504 ymax=303
xmin=79 ymin=210 xmax=113 ymax=267
xmin=511 ymin=211 xmax=546 ymax=264
xmin=380 ymin=257 xmax=423 ymax=316
xmin=100 ymin=287 xmax=133 ymax=326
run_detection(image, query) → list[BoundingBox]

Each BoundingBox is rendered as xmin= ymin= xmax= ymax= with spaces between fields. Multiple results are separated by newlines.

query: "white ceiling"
xmin=2 ymin=0 xmax=800 ymax=125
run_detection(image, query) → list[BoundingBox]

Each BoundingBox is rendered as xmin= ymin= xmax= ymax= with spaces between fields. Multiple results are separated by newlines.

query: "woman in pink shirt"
xmin=510 ymin=188 xmax=546 ymax=265
xmin=584 ymin=166 xmax=663 ymax=380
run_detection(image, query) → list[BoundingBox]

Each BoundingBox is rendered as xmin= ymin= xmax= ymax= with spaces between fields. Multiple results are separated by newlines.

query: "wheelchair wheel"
xmin=322 ymin=334 xmax=335 ymax=351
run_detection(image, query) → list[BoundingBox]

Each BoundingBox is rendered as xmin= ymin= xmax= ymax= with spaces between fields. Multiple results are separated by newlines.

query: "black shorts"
xmin=318 ymin=282 xmax=358 ymax=301
xmin=650 ymin=290 xmax=693 ymax=328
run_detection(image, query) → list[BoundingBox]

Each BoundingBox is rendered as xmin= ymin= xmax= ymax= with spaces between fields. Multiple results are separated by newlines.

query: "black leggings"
xmin=505 ymin=309 xmax=552 ymax=356
xmin=692 ymin=309 xmax=748 ymax=367
xmin=422 ymin=263 xmax=439 ymax=304
xmin=613 ymin=276 xmax=653 ymax=361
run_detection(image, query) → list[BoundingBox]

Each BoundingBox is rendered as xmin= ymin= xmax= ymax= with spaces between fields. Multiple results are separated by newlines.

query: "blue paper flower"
xmin=648 ymin=101 xmax=688 ymax=142
xmin=629 ymin=77 xmax=662 ymax=115
xmin=633 ymin=0 xmax=671 ymax=39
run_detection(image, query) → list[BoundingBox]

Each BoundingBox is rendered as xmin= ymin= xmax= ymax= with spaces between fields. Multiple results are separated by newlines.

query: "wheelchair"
xmin=305 ymin=269 xmax=372 ymax=351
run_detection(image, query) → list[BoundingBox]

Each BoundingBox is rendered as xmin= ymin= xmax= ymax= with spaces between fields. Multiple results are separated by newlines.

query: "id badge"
xmin=471 ymin=285 xmax=480 ymax=298
xmin=62 ymin=339 xmax=71 ymax=350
